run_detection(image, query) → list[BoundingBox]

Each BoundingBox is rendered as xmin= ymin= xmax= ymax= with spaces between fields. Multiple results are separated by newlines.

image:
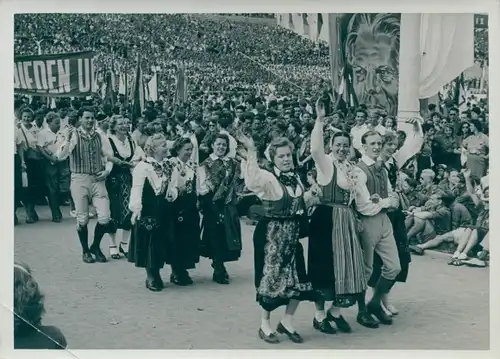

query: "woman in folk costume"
xmin=18 ymin=107 xmax=43 ymax=223
xmin=239 ymin=134 xmax=316 ymax=345
xmin=198 ymin=133 xmax=243 ymax=285
xmin=367 ymin=131 xmax=412 ymax=316
xmin=128 ymin=134 xmax=177 ymax=292
xmin=106 ymin=116 xmax=145 ymax=259
xmin=165 ymin=137 xmax=201 ymax=286
xmin=308 ymin=100 xmax=372 ymax=333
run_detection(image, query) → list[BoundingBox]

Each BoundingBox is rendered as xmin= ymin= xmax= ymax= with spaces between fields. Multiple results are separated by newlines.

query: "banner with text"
xmin=14 ymin=51 xmax=96 ymax=97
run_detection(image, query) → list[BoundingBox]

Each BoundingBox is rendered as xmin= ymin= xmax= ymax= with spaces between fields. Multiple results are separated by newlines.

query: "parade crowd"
xmin=13 ymin=13 xmax=489 ymax=350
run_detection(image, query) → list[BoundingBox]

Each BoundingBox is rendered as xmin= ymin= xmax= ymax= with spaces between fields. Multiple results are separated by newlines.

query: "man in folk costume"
xmin=352 ymin=130 xmax=401 ymax=326
xmin=367 ymin=120 xmax=423 ymax=316
xmin=57 ymin=106 xmax=116 ymax=264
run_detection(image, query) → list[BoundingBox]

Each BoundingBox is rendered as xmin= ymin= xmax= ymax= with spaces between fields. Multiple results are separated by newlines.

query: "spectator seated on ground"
xmin=404 ymin=191 xmax=452 ymax=245
xmin=411 ymin=169 xmax=439 ymax=207
xmin=409 ymin=192 xmax=472 ymax=256
xmin=446 ymin=170 xmax=489 ymax=266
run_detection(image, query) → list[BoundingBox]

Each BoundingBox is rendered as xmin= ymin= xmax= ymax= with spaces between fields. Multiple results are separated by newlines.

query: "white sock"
xmin=315 ymin=309 xmax=326 ymax=322
xmin=281 ymin=314 xmax=296 ymax=333
xmin=109 ymin=232 xmax=118 ymax=247
xmin=452 ymin=251 xmax=461 ymax=259
xmin=121 ymin=230 xmax=130 ymax=251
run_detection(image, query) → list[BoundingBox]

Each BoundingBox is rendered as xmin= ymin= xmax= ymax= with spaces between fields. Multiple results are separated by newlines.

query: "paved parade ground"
xmin=14 ymin=207 xmax=490 ymax=350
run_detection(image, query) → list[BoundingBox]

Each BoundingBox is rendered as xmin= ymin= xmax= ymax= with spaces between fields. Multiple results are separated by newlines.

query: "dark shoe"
xmin=109 ymin=246 xmax=121 ymax=260
xmin=52 ymin=217 xmax=62 ymax=223
xmin=356 ymin=312 xmax=379 ymax=329
xmin=82 ymin=252 xmax=95 ymax=264
xmin=183 ymin=273 xmax=194 ymax=285
xmin=25 ymin=216 xmax=36 ymax=224
xmin=258 ymin=328 xmax=280 ymax=344
xmin=313 ymin=317 xmax=336 ymax=334
xmin=178 ymin=270 xmax=194 ymax=285
xmin=326 ymin=312 xmax=352 ymax=333
xmin=119 ymin=242 xmax=128 ymax=258
xmin=213 ymin=271 xmax=230 ymax=284
xmin=276 ymin=322 xmax=304 ymax=343
xmin=90 ymin=246 xmax=107 ymax=263
xmin=145 ymin=279 xmax=162 ymax=292
xmin=170 ymin=273 xmax=190 ymax=286
xmin=367 ymin=302 xmax=393 ymax=325
xmin=409 ymin=245 xmax=424 ymax=255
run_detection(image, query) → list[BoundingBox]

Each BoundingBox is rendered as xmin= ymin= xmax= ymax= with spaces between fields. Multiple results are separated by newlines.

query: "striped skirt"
xmin=308 ymin=204 xmax=367 ymax=302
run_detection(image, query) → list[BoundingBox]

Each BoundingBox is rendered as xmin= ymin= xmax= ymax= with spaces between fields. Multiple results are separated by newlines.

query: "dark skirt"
xmin=368 ymin=209 xmax=411 ymax=287
xmin=24 ymin=158 xmax=45 ymax=204
xmin=200 ymin=202 xmax=241 ymax=263
xmin=466 ymin=154 xmax=487 ymax=179
xmin=128 ymin=220 xmax=168 ymax=269
xmin=14 ymin=154 xmax=22 ymax=209
xmin=106 ymin=170 xmax=133 ymax=230
xmin=165 ymin=194 xmax=201 ymax=270
xmin=253 ymin=217 xmax=315 ymax=312
xmin=308 ymin=205 xmax=366 ymax=303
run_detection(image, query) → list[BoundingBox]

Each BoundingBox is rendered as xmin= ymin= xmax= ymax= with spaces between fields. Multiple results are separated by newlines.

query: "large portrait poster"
xmin=338 ymin=13 xmax=401 ymax=116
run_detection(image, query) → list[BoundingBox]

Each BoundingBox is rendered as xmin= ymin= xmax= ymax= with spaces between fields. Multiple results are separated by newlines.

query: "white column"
xmin=394 ymin=13 xmax=424 ymax=169
xmin=397 ymin=13 xmax=422 ymax=120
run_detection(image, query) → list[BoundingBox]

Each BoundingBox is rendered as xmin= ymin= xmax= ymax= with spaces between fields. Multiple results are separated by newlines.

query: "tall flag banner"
xmin=302 ymin=14 xmax=310 ymax=38
xmin=130 ymin=55 xmax=145 ymax=120
xmin=147 ymin=71 xmax=158 ymax=102
xmin=307 ymin=13 xmax=319 ymax=42
xmin=104 ymin=69 xmax=116 ymax=107
xmin=419 ymin=14 xmax=474 ymax=100
xmin=14 ymin=51 xmax=97 ymax=97
xmin=175 ymin=63 xmax=188 ymax=104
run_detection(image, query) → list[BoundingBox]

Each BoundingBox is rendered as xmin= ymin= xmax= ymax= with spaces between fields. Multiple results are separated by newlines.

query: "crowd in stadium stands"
xmin=14 ymin=13 xmax=329 ymax=94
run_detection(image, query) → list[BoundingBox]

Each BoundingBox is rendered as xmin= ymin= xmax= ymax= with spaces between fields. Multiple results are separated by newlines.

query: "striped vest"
xmin=69 ymin=131 xmax=105 ymax=175
xmin=357 ymin=160 xmax=389 ymax=198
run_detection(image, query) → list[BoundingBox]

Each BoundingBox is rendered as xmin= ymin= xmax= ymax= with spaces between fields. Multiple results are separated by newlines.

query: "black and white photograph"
xmin=2 ymin=0 xmax=496 ymax=356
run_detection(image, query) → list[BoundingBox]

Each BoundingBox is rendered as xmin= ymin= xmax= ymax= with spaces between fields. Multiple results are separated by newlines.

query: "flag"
xmin=316 ymin=13 xmax=324 ymax=42
xmin=148 ymin=71 xmax=158 ymax=102
xmin=175 ymin=62 xmax=188 ymax=104
xmin=104 ymin=69 xmax=116 ymax=107
xmin=327 ymin=14 xmax=341 ymax=93
xmin=302 ymin=14 xmax=310 ymax=38
xmin=419 ymin=14 xmax=475 ymax=99
xmin=455 ymin=73 xmax=468 ymax=111
xmin=130 ymin=55 xmax=145 ymax=120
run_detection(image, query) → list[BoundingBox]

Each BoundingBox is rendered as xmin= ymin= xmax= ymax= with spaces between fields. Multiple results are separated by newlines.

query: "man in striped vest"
xmin=57 ymin=106 xmax=116 ymax=264
xmin=352 ymin=130 xmax=401 ymax=327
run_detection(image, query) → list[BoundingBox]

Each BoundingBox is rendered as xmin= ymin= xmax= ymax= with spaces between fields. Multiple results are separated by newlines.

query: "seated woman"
xmin=14 ymin=262 xmax=67 ymax=349
xmin=409 ymin=192 xmax=473 ymax=256
xmin=462 ymin=232 xmax=489 ymax=267
xmin=445 ymin=170 xmax=489 ymax=266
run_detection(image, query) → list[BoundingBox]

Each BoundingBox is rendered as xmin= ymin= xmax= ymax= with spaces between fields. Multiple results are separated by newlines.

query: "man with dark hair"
xmin=57 ymin=106 xmax=115 ymax=264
